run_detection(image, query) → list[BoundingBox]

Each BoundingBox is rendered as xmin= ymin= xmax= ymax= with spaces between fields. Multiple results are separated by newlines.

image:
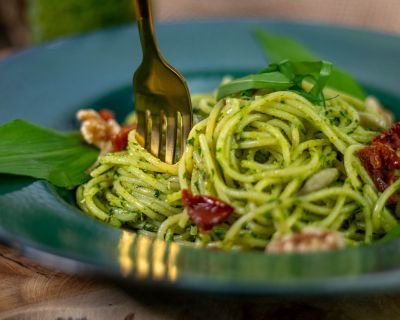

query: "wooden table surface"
xmin=2 ymin=243 xmax=400 ymax=320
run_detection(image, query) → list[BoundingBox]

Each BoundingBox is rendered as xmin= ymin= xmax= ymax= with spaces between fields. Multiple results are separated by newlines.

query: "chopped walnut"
xmin=77 ymin=109 xmax=120 ymax=154
xmin=266 ymin=227 xmax=345 ymax=254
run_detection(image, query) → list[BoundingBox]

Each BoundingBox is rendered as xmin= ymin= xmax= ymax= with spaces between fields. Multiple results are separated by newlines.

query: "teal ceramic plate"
xmin=1 ymin=20 xmax=400 ymax=296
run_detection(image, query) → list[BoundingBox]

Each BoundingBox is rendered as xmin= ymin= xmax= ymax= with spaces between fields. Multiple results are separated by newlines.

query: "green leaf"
xmin=216 ymin=72 xmax=293 ymax=100
xmin=253 ymin=29 xmax=317 ymax=62
xmin=216 ymin=60 xmax=332 ymax=105
xmin=327 ymin=68 xmax=367 ymax=101
xmin=0 ymin=119 xmax=99 ymax=187
xmin=278 ymin=60 xmax=332 ymax=104
xmin=253 ymin=28 xmax=367 ymax=100
xmin=382 ymin=225 xmax=400 ymax=241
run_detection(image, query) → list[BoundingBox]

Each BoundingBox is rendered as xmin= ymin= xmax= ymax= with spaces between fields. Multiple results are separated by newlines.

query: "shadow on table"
xmin=120 ymin=284 xmax=400 ymax=320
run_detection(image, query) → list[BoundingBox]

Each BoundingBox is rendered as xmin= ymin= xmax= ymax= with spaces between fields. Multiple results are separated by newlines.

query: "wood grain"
xmin=3 ymin=242 xmax=400 ymax=319
xmin=0 ymin=244 xmax=99 ymax=313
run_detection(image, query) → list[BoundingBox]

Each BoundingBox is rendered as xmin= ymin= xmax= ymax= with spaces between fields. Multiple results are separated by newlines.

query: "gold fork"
xmin=133 ymin=0 xmax=192 ymax=164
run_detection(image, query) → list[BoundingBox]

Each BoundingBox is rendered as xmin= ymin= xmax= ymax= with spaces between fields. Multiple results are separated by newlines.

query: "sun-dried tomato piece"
xmin=373 ymin=122 xmax=400 ymax=150
xmin=182 ymin=189 xmax=234 ymax=231
xmin=98 ymin=109 xmax=115 ymax=121
xmin=111 ymin=125 xmax=136 ymax=151
xmin=358 ymin=142 xmax=400 ymax=203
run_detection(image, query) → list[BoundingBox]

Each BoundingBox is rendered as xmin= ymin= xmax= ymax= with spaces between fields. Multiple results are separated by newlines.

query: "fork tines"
xmin=136 ymin=107 xmax=190 ymax=164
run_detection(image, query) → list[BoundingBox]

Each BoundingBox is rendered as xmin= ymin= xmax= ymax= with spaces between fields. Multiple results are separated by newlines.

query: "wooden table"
xmin=2 ymin=243 xmax=400 ymax=320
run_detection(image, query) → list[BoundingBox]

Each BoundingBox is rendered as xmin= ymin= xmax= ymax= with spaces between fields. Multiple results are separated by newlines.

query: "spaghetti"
xmin=77 ymin=87 xmax=399 ymax=250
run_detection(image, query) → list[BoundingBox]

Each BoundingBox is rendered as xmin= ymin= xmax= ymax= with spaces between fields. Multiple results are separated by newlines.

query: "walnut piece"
xmin=266 ymin=227 xmax=345 ymax=254
xmin=77 ymin=109 xmax=120 ymax=153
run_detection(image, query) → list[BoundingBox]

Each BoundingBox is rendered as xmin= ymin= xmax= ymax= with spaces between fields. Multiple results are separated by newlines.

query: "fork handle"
xmin=133 ymin=0 xmax=159 ymax=59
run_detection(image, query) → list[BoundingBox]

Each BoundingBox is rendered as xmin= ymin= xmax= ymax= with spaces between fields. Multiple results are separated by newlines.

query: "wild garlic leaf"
xmin=216 ymin=60 xmax=332 ymax=105
xmin=216 ymin=71 xmax=293 ymax=100
xmin=0 ymin=119 xmax=98 ymax=187
xmin=327 ymin=68 xmax=367 ymax=101
xmin=253 ymin=28 xmax=367 ymax=100
xmin=253 ymin=28 xmax=317 ymax=62
xmin=278 ymin=60 xmax=332 ymax=105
